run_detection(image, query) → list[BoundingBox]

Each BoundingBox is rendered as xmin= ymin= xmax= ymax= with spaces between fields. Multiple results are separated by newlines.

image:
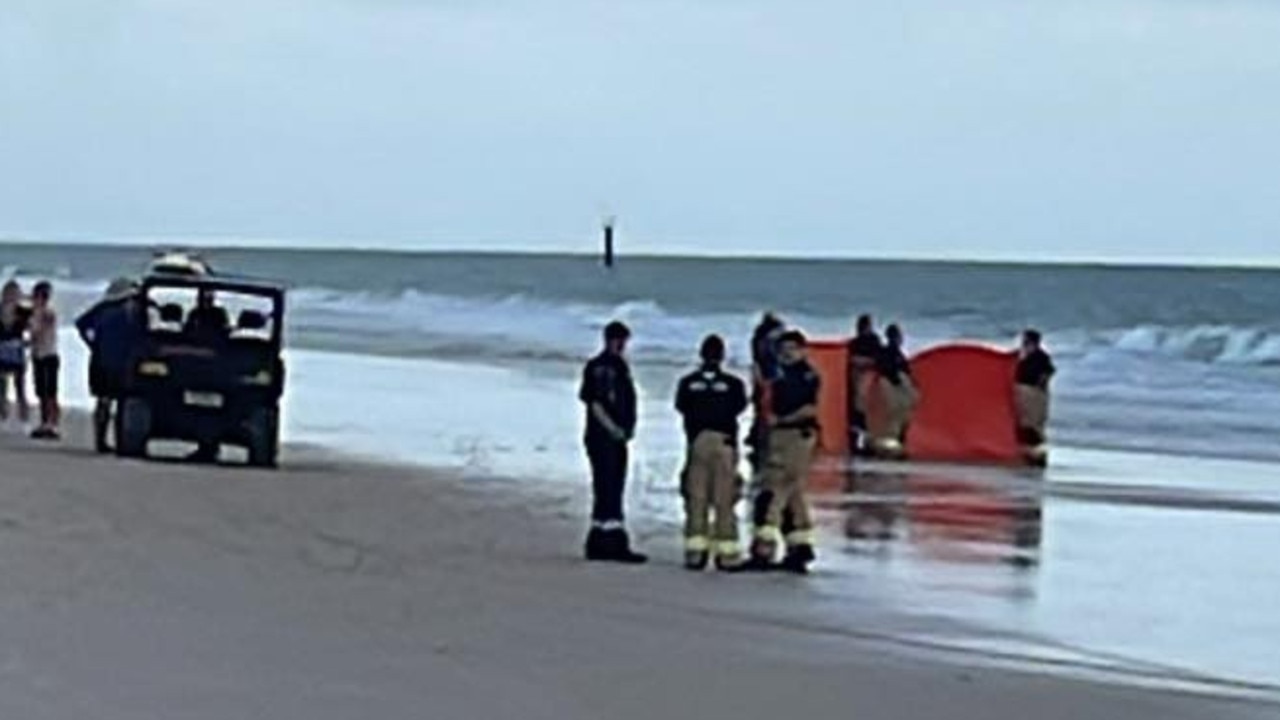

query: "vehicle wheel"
xmin=246 ymin=407 xmax=279 ymax=468
xmin=115 ymin=398 xmax=151 ymax=459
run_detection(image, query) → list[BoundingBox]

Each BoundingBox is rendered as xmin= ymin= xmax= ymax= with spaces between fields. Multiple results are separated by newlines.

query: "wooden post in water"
xmin=602 ymin=216 xmax=616 ymax=268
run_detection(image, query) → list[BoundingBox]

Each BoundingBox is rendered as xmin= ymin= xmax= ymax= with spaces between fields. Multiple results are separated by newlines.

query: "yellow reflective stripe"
xmin=713 ymin=540 xmax=743 ymax=558
xmin=785 ymin=529 xmax=815 ymax=547
xmin=684 ymin=535 xmax=710 ymax=552
xmin=753 ymin=525 xmax=780 ymax=542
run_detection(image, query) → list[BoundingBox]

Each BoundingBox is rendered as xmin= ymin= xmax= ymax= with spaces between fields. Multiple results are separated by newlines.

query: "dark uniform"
xmin=876 ymin=342 xmax=917 ymax=444
xmin=675 ymin=364 xmax=748 ymax=567
xmin=578 ymin=349 xmax=641 ymax=560
xmin=1015 ymin=348 xmax=1055 ymax=445
xmin=752 ymin=358 xmax=821 ymax=569
xmin=846 ymin=330 xmax=883 ymax=448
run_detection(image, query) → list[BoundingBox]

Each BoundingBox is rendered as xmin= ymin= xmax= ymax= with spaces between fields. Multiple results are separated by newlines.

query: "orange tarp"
xmin=807 ymin=341 xmax=1026 ymax=465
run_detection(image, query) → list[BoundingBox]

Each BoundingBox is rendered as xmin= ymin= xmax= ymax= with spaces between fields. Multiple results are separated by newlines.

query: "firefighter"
xmin=1015 ymin=329 xmax=1055 ymax=447
xmin=749 ymin=330 xmax=821 ymax=574
xmin=846 ymin=314 xmax=883 ymax=454
xmin=675 ymin=334 xmax=749 ymax=570
xmin=876 ymin=323 xmax=918 ymax=452
xmin=578 ymin=321 xmax=647 ymax=564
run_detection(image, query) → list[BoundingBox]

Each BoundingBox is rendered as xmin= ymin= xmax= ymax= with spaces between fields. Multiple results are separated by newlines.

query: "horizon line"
xmin=1 ymin=234 xmax=1277 ymax=272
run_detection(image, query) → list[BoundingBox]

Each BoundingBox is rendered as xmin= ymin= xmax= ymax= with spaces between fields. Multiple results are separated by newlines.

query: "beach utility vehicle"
xmin=115 ymin=271 xmax=286 ymax=467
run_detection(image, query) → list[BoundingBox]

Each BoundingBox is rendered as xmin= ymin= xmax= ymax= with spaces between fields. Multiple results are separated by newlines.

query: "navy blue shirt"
xmin=877 ymin=344 xmax=911 ymax=386
xmin=771 ymin=360 xmax=821 ymax=429
xmin=675 ymin=365 xmax=748 ymax=442
xmin=76 ymin=300 xmax=143 ymax=371
xmin=579 ymin=351 xmax=637 ymax=443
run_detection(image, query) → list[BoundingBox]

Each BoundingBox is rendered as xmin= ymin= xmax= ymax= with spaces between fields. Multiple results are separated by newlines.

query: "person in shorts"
xmin=0 ymin=280 xmax=32 ymax=425
xmin=28 ymin=281 xmax=61 ymax=439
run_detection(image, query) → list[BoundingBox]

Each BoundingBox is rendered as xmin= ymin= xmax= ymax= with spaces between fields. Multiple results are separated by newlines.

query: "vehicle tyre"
xmin=115 ymin=398 xmax=151 ymax=459
xmin=246 ymin=406 xmax=279 ymax=468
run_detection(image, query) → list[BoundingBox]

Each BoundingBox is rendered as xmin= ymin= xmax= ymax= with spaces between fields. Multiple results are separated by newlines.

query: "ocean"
xmin=4 ymin=242 xmax=1279 ymax=464
xmin=3 ymin=242 xmax=1280 ymax=688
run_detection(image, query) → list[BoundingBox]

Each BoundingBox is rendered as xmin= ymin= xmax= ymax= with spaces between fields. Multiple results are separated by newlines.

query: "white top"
xmin=28 ymin=305 xmax=58 ymax=359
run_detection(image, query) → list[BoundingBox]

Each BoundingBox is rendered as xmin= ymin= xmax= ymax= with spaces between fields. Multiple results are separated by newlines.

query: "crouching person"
xmin=750 ymin=330 xmax=821 ymax=574
xmin=675 ymin=335 xmax=748 ymax=571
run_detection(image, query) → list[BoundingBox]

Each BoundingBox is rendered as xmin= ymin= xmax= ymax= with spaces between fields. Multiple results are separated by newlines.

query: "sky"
xmin=1 ymin=0 xmax=1278 ymax=263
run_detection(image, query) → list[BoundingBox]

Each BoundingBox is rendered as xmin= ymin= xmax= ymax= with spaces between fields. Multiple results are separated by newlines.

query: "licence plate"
xmin=184 ymin=391 xmax=224 ymax=409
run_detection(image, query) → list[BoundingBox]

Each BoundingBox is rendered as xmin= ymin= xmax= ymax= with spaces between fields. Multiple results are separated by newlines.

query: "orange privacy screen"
xmin=807 ymin=341 xmax=1024 ymax=464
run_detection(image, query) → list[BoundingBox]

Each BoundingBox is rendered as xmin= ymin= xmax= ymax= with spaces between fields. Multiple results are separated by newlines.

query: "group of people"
xmin=576 ymin=313 xmax=1056 ymax=574
xmin=0 ymin=279 xmax=62 ymax=439
xmin=578 ymin=319 xmax=824 ymax=573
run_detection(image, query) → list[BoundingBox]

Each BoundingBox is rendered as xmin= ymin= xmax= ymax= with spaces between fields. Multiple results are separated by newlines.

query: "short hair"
xmin=604 ymin=320 xmax=632 ymax=341
xmin=699 ymin=334 xmax=725 ymax=362
xmin=1023 ymin=329 xmax=1042 ymax=344
xmin=856 ymin=314 xmax=873 ymax=332
xmin=33 ymin=280 xmax=52 ymax=296
xmin=886 ymin=323 xmax=903 ymax=339
xmin=778 ymin=330 xmax=807 ymax=347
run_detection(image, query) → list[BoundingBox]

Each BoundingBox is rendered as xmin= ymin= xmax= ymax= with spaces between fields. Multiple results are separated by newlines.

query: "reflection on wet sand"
xmin=810 ymin=459 xmax=1045 ymax=569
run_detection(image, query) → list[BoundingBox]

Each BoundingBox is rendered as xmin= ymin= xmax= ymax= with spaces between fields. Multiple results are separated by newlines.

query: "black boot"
xmin=781 ymin=544 xmax=816 ymax=575
xmin=684 ymin=550 xmax=709 ymax=571
xmin=610 ymin=530 xmax=648 ymax=565
xmin=584 ymin=527 xmax=610 ymax=561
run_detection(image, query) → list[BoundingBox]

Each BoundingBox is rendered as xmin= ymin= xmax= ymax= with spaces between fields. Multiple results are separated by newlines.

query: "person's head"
xmin=603 ymin=320 xmax=631 ymax=355
xmin=699 ymin=334 xmax=726 ymax=366
xmin=777 ymin=330 xmax=807 ymax=365
xmin=1021 ymin=329 xmax=1043 ymax=353
xmin=197 ymin=289 xmax=215 ymax=309
xmin=32 ymin=281 xmax=52 ymax=306
xmin=856 ymin=314 xmax=874 ymax=335
xmin=1 ymin=280 xmax=19 ymax=306
xmin=886 ymin=323 xmax=903 ymax=347
xmin=760 ymin=311 xmax=781 ymax=329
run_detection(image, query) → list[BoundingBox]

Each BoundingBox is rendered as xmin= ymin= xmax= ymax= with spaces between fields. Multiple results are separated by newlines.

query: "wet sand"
xmin=0 ymin=415 xmax=1274 ymax=719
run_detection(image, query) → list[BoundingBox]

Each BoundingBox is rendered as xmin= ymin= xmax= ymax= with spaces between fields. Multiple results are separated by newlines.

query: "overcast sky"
xmin=2 ymin=0 xmax=1278 ymax=262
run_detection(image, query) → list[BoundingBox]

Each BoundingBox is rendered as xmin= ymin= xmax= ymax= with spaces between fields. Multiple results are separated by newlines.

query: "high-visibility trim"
xmin=785 ymin=529 xmax=816 ymax=547
xmin=753 ymin=525 xmax=780 ymax=542
xmin=713 ymin=540 xmax=743 ymax=558
xmin=684 ymin=535 xmax=710 ymax=552
xmin=592 ymin=520 xmax=625 ymax=531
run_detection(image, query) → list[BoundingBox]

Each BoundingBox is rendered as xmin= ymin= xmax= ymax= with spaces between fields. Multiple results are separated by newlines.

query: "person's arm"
xmin=674 ymin=378 xmax=689 ymax=416
xmin=731 ymin=378 xmax=749 ymax=417
xmin=75 ymin=306 xmax=98 ymax=345
xmin=581 ymin=363 xmax=629 ymax=441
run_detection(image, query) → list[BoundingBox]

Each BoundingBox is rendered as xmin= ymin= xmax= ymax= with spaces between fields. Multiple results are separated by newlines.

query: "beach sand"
xmin=0 ymin=415 xmax=1273 ymax=720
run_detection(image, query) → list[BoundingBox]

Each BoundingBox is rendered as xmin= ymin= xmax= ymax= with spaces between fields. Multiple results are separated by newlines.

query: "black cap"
xmin=604 ymin=321 xmax=631 ymax=341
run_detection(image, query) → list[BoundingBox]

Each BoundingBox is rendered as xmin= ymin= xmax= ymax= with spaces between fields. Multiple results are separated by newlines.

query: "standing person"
xmin=747 ymin=312 xmax=785 ymax=471
xmin=0 ymin=280 xmax=32 ymax=425
xmin=578 ymin=321 xmax=647 ymax=564
xmin=875 ymin=323 xmax=918 ymax=451
xmin=76 ymin=278 xmax=143 ymax=453
xmin=675 ymin=334 xmax=749 ymax=570
xmin=846 ymin=314 xmax=883 ymax=454
xmin=28 ymin=281 xmax=62 ymax=440
xmin=1015 ymin=329 xmax=1055 ymax=448
xmin=750 ymin=330 xmax=821 ymax=574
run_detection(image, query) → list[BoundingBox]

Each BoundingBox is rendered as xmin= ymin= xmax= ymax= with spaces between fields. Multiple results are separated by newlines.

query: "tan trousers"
xmin=880 ymin=376 xmax=919 ymax=442
xmin=756 ymin=428 xmax=817 ymax=548
xmin=1016 ymin=385 xmax=1049 ymax=440
xmin=682 ymin=431 xmax=741 ymax=557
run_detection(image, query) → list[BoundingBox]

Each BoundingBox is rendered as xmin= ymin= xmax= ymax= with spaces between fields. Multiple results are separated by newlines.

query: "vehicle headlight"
xmin=137 ymin=360 xmax=169 ymax=377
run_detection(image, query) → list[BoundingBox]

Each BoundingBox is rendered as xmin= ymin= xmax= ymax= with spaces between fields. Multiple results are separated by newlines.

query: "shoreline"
xmin=0 ymin=413 xmax=1276 ymax=718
